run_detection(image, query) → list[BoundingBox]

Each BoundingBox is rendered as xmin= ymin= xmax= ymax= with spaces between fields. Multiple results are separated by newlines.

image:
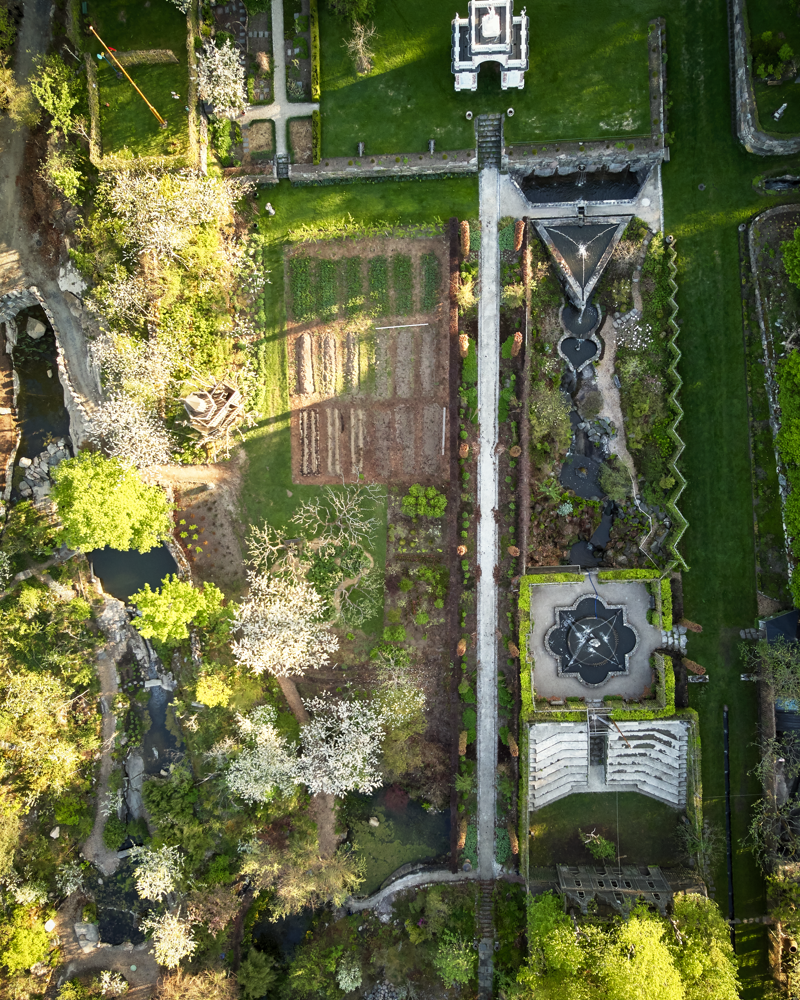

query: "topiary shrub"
xmin=401 ymin=484 xmax=447 ymax=518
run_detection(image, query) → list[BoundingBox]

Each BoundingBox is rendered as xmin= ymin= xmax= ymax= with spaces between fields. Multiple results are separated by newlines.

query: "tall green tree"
xmin=51 ymin=451 xmax=173 ymax=553
xmin=131 ymin=574 xmax=226 ymax=645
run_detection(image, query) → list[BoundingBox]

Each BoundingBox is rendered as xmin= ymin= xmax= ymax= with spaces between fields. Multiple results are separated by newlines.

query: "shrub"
xmin=382 ymin=625 xmax=406 ymax=642
xmin=102 ymin=815 xmax=128 ymax=850
xmin=311 ymin=108 xmax=321 ymax=164
xmin=661 ymin=577 xmax=673 ymax=631
xmin=433 ymin=930 xmax=476 ymax=987
xmin=1 ymin=907 xmax=50 ymax=974
xmin=309 ymin=0 xmax=321 ymax=99
xmin=401 ymin=484 xmax=447 ymax=518
xmin=600 ymin=458 xmax=632 ymax=502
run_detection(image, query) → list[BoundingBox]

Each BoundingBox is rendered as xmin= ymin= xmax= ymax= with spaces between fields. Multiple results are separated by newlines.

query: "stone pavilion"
xmin=451 ymin=0 xmax=529 ymax=92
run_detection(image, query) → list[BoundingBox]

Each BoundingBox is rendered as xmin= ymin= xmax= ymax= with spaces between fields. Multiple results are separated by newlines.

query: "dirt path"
xmin=82 ymin=599 xmax=128 ymax=877
xmin=0 ymin=0 xmax=102 ymax=420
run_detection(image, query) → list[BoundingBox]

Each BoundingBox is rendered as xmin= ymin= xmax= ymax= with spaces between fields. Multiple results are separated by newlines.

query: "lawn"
xmin=97 ymin=62 xmax=189 ymax=157
xmin=528 ymin=792 xmax=681 ymax=867
xmin=319 ymin=0 xmax=653 ymax=157
xmin=82 ymin=0 xmax=190 ymax=157
xmin=748 ymin=0 xmax=800 ymax=136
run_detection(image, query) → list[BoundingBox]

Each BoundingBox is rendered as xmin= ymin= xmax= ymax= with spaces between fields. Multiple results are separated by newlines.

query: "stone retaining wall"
xmin=731 ymin=0 xmax=800 ymax=155
xmin=0 ymin=286 xmax=94 ymax=448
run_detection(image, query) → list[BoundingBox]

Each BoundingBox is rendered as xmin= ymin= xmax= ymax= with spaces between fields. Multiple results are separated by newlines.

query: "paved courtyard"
xmin=527 ymin=574 xmax=662 ymax=701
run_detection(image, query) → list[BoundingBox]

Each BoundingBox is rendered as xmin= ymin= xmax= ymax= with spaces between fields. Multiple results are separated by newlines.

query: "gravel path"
xmin=238 ymin=0 xmax=318 ymax=156
xmin=594 ymin=316 xmax=638 ymax=491
xmin=476 ymin=167 xmax=500 ymax=882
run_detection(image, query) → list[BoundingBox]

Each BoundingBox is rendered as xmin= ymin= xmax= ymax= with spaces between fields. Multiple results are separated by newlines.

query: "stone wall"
xmin=0 ymin=286 xmax=95 ymax=448
xmin=731 ymin=0 xmax=800 ymax=155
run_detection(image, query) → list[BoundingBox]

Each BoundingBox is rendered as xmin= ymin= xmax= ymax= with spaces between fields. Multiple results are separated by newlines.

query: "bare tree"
xmin=291 ymin=483 xmax=382 ymax=552
xmin=345 ymin=22 xmax=377 ymax=75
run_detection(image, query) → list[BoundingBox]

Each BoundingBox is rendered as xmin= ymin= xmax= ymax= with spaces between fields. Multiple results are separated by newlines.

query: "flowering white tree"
xmin=141 ymin=908 xmax=197 ymax=969
xmin=210 ymin=705 xmax=298 ymax=804
xmin=55 ymin=859 xmax=86 ymax=897
xmin=88 ymin=265 xmax=150 ymax=327
xmin=198 ymin=40 xmax=246 ymax=119
xmin=294 ymin=696 xmax=385 ymax=797
xmin=106 ymin=170 xmax=242 ymax=264
xmin=90 ymin=393 xmax=176 ymax=469
xmin=90 ymin=331 xmax=180 ymax=411
xmin=291 ymin=484 xmax=382 ymax=553
xmin=232 ymin=575 xmax=338 ymax=677
xmin=130 ymin=845 xmax=183 ymax=902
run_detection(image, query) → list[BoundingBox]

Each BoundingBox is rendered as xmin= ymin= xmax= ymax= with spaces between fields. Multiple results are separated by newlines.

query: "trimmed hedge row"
xmin=661 ymin=577 xmax=673 ymax=631
xmin=525 ymin=572 xmax=584 ymax=584
xmin=518 ymin=580 xmax=534 ymax=719
xmin=662 ymin=239 xmax=689 ymax=571
xmin=598 ymin=568 xmax=661 ymax=581
xmin=309 ymin=0 xmax=320 ymax=101
xmin=311 ymin=109 xmax=321 ymax=165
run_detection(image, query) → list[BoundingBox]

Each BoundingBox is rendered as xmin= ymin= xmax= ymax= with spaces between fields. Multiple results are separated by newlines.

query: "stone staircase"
xmin=477 ymin=880 xmax=494 ymax=999
xmin=605 ymin=721 xmax=688 ymax=807
xmin=475 ymin=114 xmax=504 ymax=170
xmin=275 ymin=153 xmax=290 ymax=179
xmin=589 ymin=716 xmax=607 ymax=766
xmin=528 ymin=722 xmax=589 ymax=808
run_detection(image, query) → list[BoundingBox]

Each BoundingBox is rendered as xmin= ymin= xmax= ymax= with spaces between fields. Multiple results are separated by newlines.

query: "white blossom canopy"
xmin=294 ymin=696 xmax=385 ymax=797
xmin=198 ymin=39 xmax=247 ymax=120
xmin=232 ymin=574 xmax=338 ymax=677
xmin=213 ymin=705 xmax=299 ymax=803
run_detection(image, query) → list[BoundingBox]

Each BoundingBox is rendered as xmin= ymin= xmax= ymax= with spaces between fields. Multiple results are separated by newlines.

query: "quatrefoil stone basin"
xmin=544 ymin=595 xmax=639 ymax=687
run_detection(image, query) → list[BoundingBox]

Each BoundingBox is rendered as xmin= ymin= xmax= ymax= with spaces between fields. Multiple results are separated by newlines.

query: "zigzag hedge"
xmin=663 ymin=239 xmax=689 ymax=571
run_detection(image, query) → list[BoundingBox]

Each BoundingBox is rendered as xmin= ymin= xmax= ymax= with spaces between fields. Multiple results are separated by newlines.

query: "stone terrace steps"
xmin=275 ymin=153 xmax=290 ymax=179
xmin=477 ymin=880 xmax=494 ymax=999
xmin=475 ymin=114 xmax=504 ymax=170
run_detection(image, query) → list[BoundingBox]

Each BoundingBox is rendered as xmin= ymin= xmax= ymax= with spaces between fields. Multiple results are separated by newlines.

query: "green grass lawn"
xmin=82 ymin=0 xmax=187 ymax=56
xmin=529 ymin=792 xmax=681 ymax=867
xmin=748 ymin=0 xmax=800 ymax=135
xmin=97 ymin=62 xmax=189 ymax=157
xmin=319 ymin=0 xmax=653 ymax=157
xmin=82 ymin=0 xmax=189 ymax=157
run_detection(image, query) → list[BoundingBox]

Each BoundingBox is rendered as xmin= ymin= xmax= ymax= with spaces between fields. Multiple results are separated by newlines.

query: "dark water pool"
xmin=254 ymin=908 xmax=314 ymax=960
xmin=561 ymin=338 xmax=598 ymax=370
xmin=13 ymin=308 xmax=70 ymax=462
xmin=90 ymin=545 xmax=178 ymax=602
xmin=522 ymin=166 xmax=644 ymax=204
xmin=142 ymin=684 xmax=182 ymax=776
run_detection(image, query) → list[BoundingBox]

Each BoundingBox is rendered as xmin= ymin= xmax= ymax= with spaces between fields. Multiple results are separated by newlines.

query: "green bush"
xmin=661 ymin=577 xmax=673 ymax=631
xmin=597 ymin=568 xmax=661 ymax=581
xmin=239 ymin=947 xmax=279 ymax=999
xmin=401 ymin=483 xmax=447 ymax=518
xmin=525 ymin=572 xmax=584 ymax=584
xmin=102 ymin=814 xmax=127 ymax=850
xmin=309 ymin=0 xmax=320 ymax=100
xmin=1 ymin=907 xmax=50 ymax=974
xmin=311 ymin=108 xmax=321 ymax=164
xmin=382 ymin=625 xmax=406 ymax=642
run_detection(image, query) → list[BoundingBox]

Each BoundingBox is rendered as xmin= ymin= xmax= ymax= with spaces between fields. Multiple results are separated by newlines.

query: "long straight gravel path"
xmin=476 ymin=166 xmax=500 ymax=881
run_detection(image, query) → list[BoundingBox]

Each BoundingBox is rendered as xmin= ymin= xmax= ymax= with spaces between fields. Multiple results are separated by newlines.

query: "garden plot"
xmin=285 ymin=236 xmax=450 ymax=485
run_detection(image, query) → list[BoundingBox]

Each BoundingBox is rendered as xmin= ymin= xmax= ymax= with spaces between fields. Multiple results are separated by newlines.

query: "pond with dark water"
xmin=90 ymin=544 xmax=178 ymax=603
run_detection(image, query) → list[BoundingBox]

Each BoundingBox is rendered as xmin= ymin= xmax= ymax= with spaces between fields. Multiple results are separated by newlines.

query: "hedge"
xmin=311 ymin=109 xmax=321 ymax=165
xmin=608 ymin=658 xmax=676 ymax=720
xmin=309 ymin=0 xmax=320 ymax=101
xmin=597 ymin=568 xmax=662 ymax=581
xmin=661 ymin=577 xmax=673 ymax=631
xmin=518 ymin=580 xmax=534 ymax=719
xmin=524 ymin=572 xmax=584 ymax=584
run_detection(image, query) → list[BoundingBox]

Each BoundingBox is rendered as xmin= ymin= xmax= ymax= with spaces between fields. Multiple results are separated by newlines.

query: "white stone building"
xmin=451 ymin=0 xmax=529 ymax=92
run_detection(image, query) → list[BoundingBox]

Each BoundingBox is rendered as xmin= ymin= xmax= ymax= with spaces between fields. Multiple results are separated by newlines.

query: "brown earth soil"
xmin=286 ymin=235 xmax=450 ymax=486
xmin=247 ymin=118 xmax=274 ymax=152
xmin=289 ymin=117 xmax=312 ymax=163
xmin=145 ymin=451 xmax=247 ymax=596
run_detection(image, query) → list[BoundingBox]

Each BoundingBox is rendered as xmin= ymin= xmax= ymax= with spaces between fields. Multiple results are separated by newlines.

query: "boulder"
xmin=49 ymin=826 xmax=60 ymax=839
xmin=26 ymin=318 xmax=46 ymax=340
xmin=18 ymin=457 xmax=31 ymax=468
